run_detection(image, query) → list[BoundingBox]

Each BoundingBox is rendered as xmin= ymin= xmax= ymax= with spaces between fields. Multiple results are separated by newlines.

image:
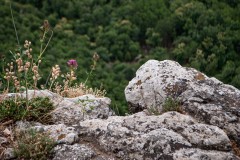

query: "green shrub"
xmin=0 ymin=97 xmax=54 ymax=124
xmin=14 ymin=128 xmax=56 ymax=160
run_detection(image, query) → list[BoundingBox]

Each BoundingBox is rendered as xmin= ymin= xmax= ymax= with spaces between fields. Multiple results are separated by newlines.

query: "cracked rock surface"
xmin=79 ymin=111 xmax=238 ymax=159
xmin=125 ymin=60 xmax=240 ymax=146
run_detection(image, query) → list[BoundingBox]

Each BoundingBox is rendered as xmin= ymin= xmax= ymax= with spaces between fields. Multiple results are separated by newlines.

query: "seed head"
xmin=93 ymin=52 xmax=100 ymax=61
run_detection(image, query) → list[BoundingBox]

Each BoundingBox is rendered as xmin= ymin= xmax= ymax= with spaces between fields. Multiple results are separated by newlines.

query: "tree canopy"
xmin=1 ymin=0 xmax=240 ymax=115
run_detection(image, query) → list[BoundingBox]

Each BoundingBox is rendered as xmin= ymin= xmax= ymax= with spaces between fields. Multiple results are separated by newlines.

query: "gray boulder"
xmin=125 ymin=60 xmax=240 ymax=146
xmin=51 ymin=94 xmax=114 ymax=125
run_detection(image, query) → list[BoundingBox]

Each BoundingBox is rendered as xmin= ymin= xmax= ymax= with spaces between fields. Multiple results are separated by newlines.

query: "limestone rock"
xmin=52 ymin=94 xmax=114 ymax=125
xmin=5 ymin=90 xmax=114 ymax=125
xmin=125 ymin=59 xmax=240 ymax=145
xmin=15 ymin=122 xmax=78 ymax=145
xmin=125 ymin=60 xmax=187 ymax=112
xmin=42 ymin=124 xmax=79 ymax=145
xmin=79 ymin=112 xmax=237 ymax=159
xmin=173 ymin=148 xmax=240 ymax=160
xmin=52 ymin=144 xmax=95 ymax=160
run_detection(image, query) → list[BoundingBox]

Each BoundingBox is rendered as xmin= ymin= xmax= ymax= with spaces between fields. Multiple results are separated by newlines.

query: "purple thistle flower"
xmin=67 ymin=59 xmax=78 ymax=68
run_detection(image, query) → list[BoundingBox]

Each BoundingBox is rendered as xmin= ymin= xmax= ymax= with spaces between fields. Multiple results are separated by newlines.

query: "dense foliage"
xmin=1 ymin=0 xmax=240 ymax=115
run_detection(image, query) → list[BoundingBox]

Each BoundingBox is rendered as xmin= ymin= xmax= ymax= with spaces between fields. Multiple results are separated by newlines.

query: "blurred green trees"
xmin=0 ymin=0 xmax=240 ymax=115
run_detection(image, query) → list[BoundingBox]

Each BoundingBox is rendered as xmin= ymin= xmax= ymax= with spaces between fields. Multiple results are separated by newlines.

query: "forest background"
xmin=0 ymin=0 xmax=240 ymax=115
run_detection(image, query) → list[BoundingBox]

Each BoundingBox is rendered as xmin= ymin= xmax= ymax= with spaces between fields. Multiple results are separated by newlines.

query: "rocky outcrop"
xmin=79 ymin=111 xmax=237 ymax=159
xmin=1 ymin=60 xmax=240 ymax=159
xmin=6 ymin=90 xmax=114 ymax=125
xmin=1 ymin=90 xmax=114 ymax=160
xmin=125 ymin=60 xmax=240 ymax=146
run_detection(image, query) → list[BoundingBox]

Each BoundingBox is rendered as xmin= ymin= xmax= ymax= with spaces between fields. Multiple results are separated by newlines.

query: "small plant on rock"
xmin=147 ymin=105 xmax=161 ymax=115
xmin=2 ymin=19 xmax=52 ymax=96
xmin=0 ymin=97 xmax=54 ymax=124
xmin=0 ymin=19 xmax=54 ymax=125
xmin=162 ymin=97 xmax=182 ymax=113
xmin=14 ymin=128 xmax=56 ymax=160
xmin=49 ymin=53 xmax=106 ymax=98
xmin=147 ymin=97 xmax=183 ymax=115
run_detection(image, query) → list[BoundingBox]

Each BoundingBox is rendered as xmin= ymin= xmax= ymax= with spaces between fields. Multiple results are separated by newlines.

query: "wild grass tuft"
xmin=162 ymin=97 xmax=182 ymax=113
xmin=0 ymin=97 xmax=54 ymax=124
xmin=14 ymin=128 xmax=56 ymax=160
xmin=47 ymin=53 xmax=106 ymax=98
xmin=147 ymin=105 xmax=161 ymax=116
xmin=55 ymin=83 xmax=106 ymax=98
xmin=147 ymin=97 xmax=183 ymax=115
